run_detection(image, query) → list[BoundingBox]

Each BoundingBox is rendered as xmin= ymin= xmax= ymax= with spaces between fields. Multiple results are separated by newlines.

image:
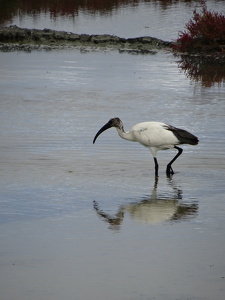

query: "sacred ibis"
xmin=93 ymin=117 xmax=199 ymax=177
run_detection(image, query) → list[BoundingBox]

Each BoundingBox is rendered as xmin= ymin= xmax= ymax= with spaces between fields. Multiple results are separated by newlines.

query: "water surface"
xmin=2 ymin=0 xmax=225 ymax=40
xmin=0 ymin=48 xmax=225 ymax=300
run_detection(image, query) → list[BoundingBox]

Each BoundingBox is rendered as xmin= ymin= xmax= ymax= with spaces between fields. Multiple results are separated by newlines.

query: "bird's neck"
xmin=115 ymin=127 xmax=135 ymax=142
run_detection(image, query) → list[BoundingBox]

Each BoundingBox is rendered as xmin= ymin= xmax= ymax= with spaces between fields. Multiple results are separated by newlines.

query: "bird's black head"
xmin=108 ymin=117 xmax=122 ymax=128
xmin=93 ymin=117 xmax=122 ymax=144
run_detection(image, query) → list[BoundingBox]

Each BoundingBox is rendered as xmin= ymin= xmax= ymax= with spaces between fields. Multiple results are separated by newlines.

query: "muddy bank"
xmin=0 ymin=25 xmax=172 ymax=53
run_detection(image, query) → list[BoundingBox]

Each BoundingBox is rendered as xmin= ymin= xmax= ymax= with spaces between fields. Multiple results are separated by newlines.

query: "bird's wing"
xmin=131 ymin=122 xmax=179 ymax=147
xmin=166 ymin=125 xmax=199 ymax=145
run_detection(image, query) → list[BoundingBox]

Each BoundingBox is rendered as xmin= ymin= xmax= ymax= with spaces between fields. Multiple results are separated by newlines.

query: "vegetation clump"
xmin=173 ymin=0 xmax=225 ymax=57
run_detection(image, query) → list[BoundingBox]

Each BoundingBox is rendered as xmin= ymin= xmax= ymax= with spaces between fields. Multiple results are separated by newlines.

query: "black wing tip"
xmin=190 ymin=135 xmax=199 ymax=145
xmin=180 ymin=136 xmax=199 ymax=145
xmin=192 ymin=138 xmax=199 ymax=145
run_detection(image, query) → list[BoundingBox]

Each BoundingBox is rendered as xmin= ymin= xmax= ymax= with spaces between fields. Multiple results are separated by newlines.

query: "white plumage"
xmin=117 ymin=121 xmax=179 ymax=155
xmin=93 ymin=117 xmax=199 ymax=177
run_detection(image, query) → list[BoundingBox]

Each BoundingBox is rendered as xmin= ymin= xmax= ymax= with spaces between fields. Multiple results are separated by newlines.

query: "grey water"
xmin=2 ymin=0 xmax=225 ymax=40
xmin=1 ymin=1 xmax=225 ymax=300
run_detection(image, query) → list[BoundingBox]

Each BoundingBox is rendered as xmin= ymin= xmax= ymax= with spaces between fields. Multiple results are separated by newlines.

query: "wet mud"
xmin=0 ymin=25 xmax=172 ymax=53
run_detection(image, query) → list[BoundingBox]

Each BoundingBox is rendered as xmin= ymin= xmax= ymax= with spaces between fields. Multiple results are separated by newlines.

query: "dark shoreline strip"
xmin=0 ymin=25 xmax=172 ymax=52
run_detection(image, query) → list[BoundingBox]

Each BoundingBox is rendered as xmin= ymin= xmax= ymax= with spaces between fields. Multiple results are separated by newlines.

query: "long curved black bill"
xmin=93 ymin=122 xmax=112 ymax=144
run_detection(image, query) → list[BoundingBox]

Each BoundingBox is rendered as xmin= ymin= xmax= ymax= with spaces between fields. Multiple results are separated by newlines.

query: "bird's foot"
xmin=166 ymin=165 xmax=174 ymax=177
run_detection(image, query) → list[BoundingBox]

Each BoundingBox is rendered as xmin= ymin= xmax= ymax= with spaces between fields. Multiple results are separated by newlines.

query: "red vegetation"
xmin=173 ymin=0 xmax=225 ymax=55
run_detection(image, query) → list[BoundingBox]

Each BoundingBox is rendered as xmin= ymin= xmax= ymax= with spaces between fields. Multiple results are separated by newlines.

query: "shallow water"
xmin=0 ymin=48 xmax=225 ymax=300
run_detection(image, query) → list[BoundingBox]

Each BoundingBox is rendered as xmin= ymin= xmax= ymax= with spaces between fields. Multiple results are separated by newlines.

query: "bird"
xmin=93 ymin=117 xmax=199 ymax=177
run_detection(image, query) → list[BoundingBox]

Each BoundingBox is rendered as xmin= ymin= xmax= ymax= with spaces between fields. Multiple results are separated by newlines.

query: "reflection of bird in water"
xmin=93 ymin=178 xmax=198 ymax=231
xmin=93 ymin=117 xmax=199 ymax=177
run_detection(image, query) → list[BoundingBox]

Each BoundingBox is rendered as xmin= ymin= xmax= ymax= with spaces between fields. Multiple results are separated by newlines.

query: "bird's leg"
xmin=166 ymin=146 xmax=183 ymax=176
xmin=154 ymin=157 xmax=159 ymax=177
